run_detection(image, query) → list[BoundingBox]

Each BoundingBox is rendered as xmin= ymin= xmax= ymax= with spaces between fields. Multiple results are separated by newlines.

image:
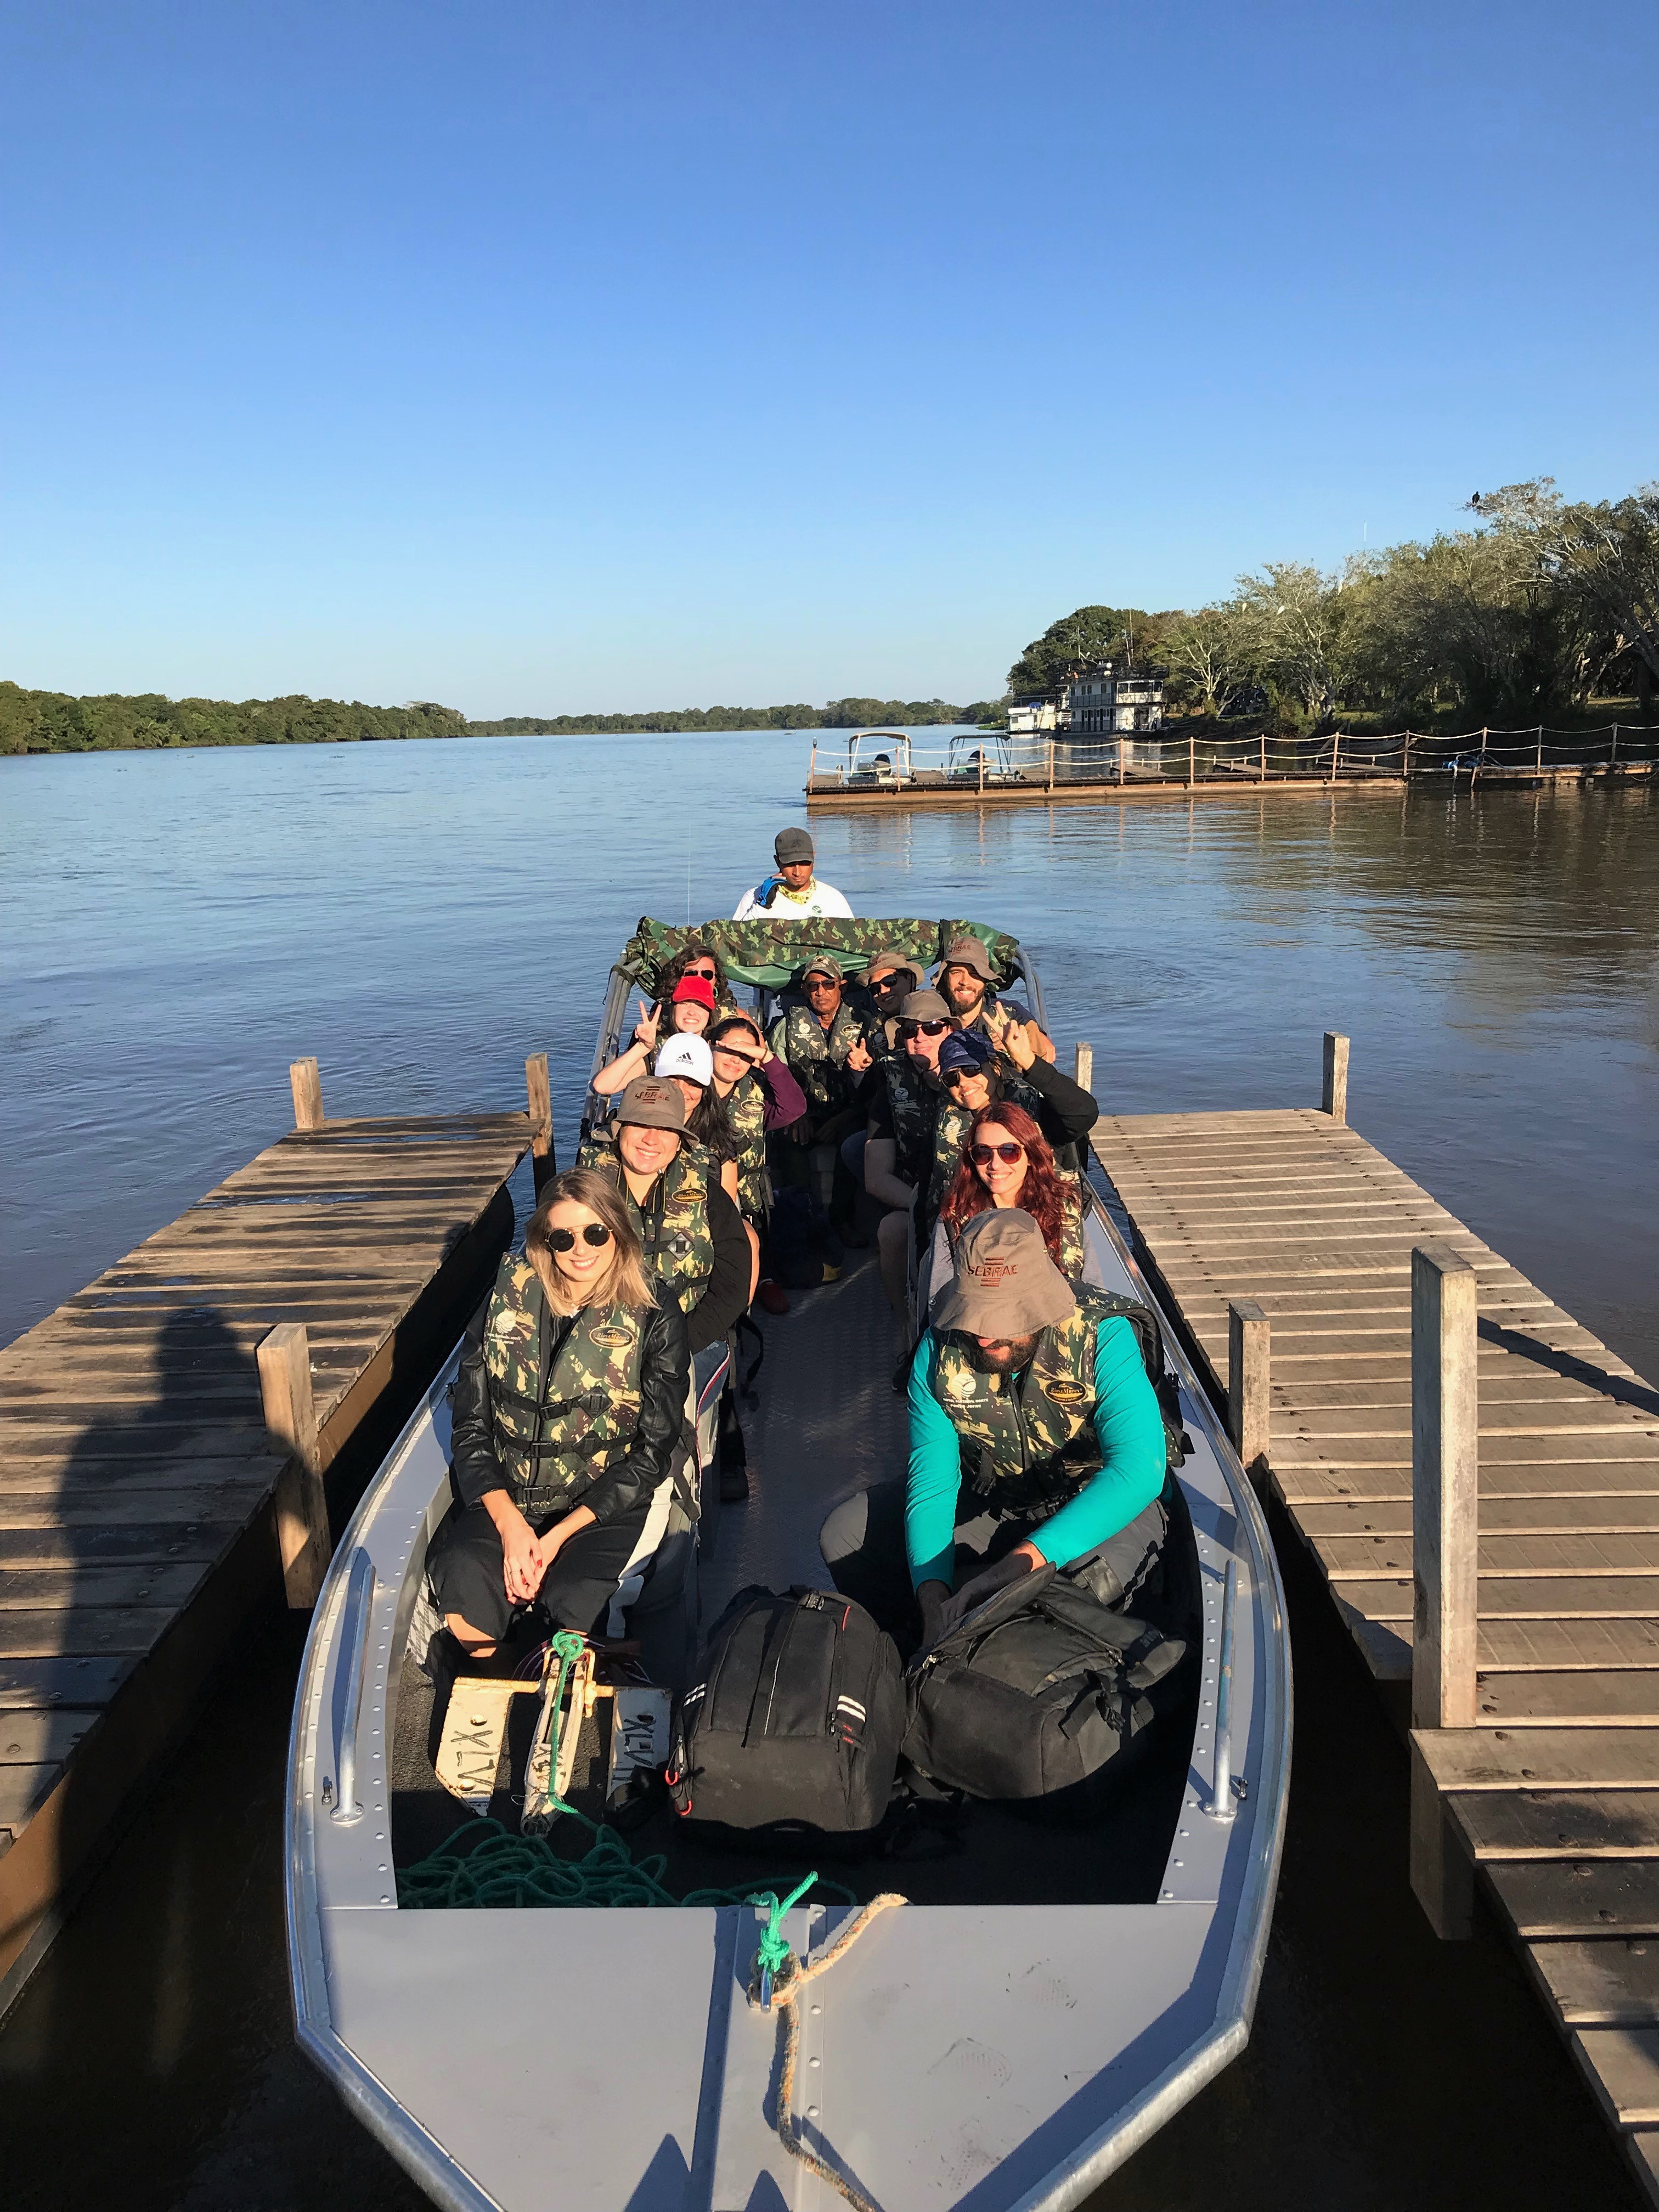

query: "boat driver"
xmin=819 ymin=1209 xmax=1167 ymax=1649
xmin=732 ymin=826 xmax=854 ymax=919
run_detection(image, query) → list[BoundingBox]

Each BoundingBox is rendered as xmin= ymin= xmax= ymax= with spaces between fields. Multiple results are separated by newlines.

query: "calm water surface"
xmin=2 ymin=735 xmax=1656 ymax=2210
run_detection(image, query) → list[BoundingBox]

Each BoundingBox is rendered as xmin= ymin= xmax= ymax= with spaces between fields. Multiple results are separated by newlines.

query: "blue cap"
xmin=937 ymin=1029 xmax=994 ymax=1076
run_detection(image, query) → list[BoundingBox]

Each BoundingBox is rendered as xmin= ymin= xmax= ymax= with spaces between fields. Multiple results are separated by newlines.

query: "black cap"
xmin=774 ymin=826 xmax=814 ymax=865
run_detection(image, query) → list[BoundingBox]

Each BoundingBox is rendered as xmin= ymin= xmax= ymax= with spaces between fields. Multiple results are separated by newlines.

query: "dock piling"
xmin=1408 ymin=1243 xmax=1480 ymax=1937
xmin=526 ymin=1052 xmax=555 ymax=1197
xmin=259 ymin=1321 xmax=330 ymax=1607
xmin=1074 ymin=1040 xmax=1093 ymax=1093
xmin=290 ymin=1056 xmax=324 ymax=1131
xmin=1227 ymin=1300 xmax=1271 ymax=1487
xmin=1321 ymin=1031 xmax=1350 ymax=1122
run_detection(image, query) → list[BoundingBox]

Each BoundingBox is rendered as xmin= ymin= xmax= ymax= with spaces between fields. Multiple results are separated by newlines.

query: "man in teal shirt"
xmin=821 ymin=1210 xmax=1169 ymax=1645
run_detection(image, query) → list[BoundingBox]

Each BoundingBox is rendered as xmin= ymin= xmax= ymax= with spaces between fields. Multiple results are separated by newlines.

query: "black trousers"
xmin=427 ymin=1497 xmax=652 ymax=1645
xmin=819 ymin=1479 xmax=1167 ymax=1644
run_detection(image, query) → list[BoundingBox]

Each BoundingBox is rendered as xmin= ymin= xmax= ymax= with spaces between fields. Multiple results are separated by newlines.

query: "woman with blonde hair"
xmin=429 ymin=1167 xmax=690 ymax=1658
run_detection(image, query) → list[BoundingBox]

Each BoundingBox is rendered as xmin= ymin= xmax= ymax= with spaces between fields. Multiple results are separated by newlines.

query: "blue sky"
xmin=3 ymin=1 xmax=1653 ymax=715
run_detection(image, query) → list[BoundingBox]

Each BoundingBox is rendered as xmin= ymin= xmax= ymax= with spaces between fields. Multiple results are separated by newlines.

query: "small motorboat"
xmin=286 ymin=916 xmax=1290 ymax=2212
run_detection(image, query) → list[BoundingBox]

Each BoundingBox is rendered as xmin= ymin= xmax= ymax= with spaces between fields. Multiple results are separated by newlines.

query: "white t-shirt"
xmin=732 ymin=874 xmax=855 ymax=920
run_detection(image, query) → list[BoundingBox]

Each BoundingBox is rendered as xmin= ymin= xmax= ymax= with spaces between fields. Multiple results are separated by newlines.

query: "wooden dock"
xmin=1088 ymin=1085 xmax=1659 ymax=2203
xmin=0 ymin=1060 xmax=543 ymax=2012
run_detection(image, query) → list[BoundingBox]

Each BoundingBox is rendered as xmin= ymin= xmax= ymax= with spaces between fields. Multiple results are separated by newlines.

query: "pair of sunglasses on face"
xmin=804 ymin=974 xmax=839 ymax=992
xmin=899 ymin=1019 xmax=950 ymax=1041
xmin=547 ymin=1223 xmax=612 ymax=1252
xmin=681 ymin=963 xmax=717 ymax=981
xmin=969 ymin=1141 xmax=1025 ymax=1166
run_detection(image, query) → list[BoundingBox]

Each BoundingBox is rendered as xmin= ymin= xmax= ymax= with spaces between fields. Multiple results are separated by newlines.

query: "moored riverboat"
xmin=285 ymin=915 xmax=1291 ymax=2212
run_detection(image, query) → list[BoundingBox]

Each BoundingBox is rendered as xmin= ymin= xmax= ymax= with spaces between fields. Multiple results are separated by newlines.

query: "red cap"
xmin=670 ymin=974 xmax=716 ymax=1011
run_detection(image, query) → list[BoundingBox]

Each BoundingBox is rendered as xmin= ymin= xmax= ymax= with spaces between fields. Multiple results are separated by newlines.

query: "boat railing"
xmin=805 ymin=721 xmax=1655 ymax=793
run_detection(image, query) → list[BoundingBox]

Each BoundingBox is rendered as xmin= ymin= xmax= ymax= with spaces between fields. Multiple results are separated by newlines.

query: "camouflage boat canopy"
xmin=620 ymin=915 xmax=1024 ymax=997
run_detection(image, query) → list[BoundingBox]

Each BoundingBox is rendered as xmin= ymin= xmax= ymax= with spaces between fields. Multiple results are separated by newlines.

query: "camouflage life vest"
xmin=479 ymin=1256 xmax=647 ymax=1520
xmin=944 ymin=1189 xmax=1087 ymax=1283
xmin=720 ymin=1071 xmax=770 ymax=1218
xmin=577 ymin=1127 xmax=716 ymax=1314
xmin=879 ymin=1050 xmax=938 ymax=1187
xmin=770 ymin=998 xmax=871 ymax=1119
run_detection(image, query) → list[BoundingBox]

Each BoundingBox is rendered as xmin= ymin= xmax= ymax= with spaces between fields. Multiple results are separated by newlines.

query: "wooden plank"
xmin=1299 ymin=1497 xmax=1659 ymax=1537
xmin=1450 ymin=1791 xmax=1659 ymax=1859
xmin=1488 ymin=1861 xmax=1659 ymax=1938
xmin=1529 ymin=1940 xmax=1659 ymax=2026
xmin=0 ymin=1522 xmax=242 ymax=1567
xmin=0 ymin=1610 xmax=180 ymax=1658
xmin=1575 ymin=2028 xmax=1659 ymax=2128
xmin=0 ymin=1564 xmax=210 ymax=1612
xmin=0 ymin=1656 xmax=137 ymax=1709
xmin=0 ymin=1485 xmax=266 ymax=1528
xmin=1417 ymin=1730 xmax=1659 ymax=1792
xmin=0 ymin=1710 xmax=98 ymax=1767
xmin=1333 ymin=1575 xmax=1659 ymax=1621
xmin=1477 ymin=1675 xmax=1659 ymax=1726
xmin=1318 ymin=1533 xmax=1659 ymax=1576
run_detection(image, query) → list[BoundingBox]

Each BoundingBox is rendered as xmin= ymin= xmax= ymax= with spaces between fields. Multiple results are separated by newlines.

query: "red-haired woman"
xmin=924 ymin=1099 xmax=1102 ymax=1321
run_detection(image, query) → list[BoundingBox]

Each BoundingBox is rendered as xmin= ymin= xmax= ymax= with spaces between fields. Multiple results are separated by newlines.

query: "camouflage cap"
xmin=800 ymin=952 xmax=844 ymax=983
xmin=615 ymin=1076 xmax=686 ymax=1131
xmin=933 ymin=1209 xmax=1076 ymax=1337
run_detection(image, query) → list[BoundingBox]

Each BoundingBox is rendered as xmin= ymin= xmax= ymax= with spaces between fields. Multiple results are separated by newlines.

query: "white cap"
xmin=655 ymin=1034 xmax=713 ymax=1086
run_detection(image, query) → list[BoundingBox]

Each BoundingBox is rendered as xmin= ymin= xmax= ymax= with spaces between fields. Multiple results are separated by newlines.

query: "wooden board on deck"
xmin=1092 ymin=1103 xmax=1659 ymax=2192
xmin=0 ymin=1102 xmax=528 ymax=2011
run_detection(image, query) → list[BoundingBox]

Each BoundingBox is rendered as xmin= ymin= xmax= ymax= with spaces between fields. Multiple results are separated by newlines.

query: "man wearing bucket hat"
xmin=934 ymin=933 xmax=1054 ymax=1064
xmin=863 ymin=986 xmax=957 ymax=1324
xmin=577 ymin=1076 xmax=751 ymax=1356
xmin=768 ymin=950 xmax=876 ymax=1239
xmin=819 ymin=1209 xmax=1167 ymax=1643
xmin=732 ymin=826 xmax=855 ymax=919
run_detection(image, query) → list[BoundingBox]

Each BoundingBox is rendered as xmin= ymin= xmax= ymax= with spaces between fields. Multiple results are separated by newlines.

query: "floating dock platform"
xmin=1088 ymin=1074 xmax=1659 ymax=2203
xmin=0 ymin=1059 xmax=544 ymax=2013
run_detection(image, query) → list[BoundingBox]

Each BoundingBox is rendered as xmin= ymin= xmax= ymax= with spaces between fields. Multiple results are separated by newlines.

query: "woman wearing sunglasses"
xmin=926 ymin=1101 xmax=1103 ymax=1324
xmin=429 ymin=1169 xmax=691 ymax=1662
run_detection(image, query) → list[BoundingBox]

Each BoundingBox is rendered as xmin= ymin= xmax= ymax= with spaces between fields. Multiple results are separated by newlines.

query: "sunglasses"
xmin=546 ymin=1223 xmax=612 ymax=1251
xmin=682 ymin=964 xmax=717 ymax=980
xmin=804 ymin=974 xmax=839 ymax=991
xmin=870 ymin=971 xmax=907 ymax=990
xmin=899 ymin=1019 xmax=950 ymax=1040
xmin=942 ymin=1065 xmax=986 ymax=1087
xmin=969 ymin=1141 xmax=1025 ymax=1166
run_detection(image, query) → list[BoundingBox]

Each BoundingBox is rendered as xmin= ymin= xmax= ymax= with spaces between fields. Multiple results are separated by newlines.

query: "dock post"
xmin=1403 ymin=729 xmax=1413 ymax=778
xmin=1228 ymin=1300 xmax=1271 ymax=1487
xmin=289 ymin=1057 xmax=324 ymax=1131
xmin=978 ymin=748 xmax=985 ymax=794
xmin=1118 ymin=736 xmax=1126 ymax=786
xmin=808 ymin=738 xmax=817 ymax=787
xmin=259 ymin=1322 xmax=330 ymax=1607
xmin=1328 ymin=730 xmax=1341 ymax=786
xmin=1536 ymin=725 xmax=1544 ymax=775
xmin=1046 ymin=738 xmax=1054 ymax=792
xmin=1321 ymin=1031 xmax=1349 ymax=1123
xmin=1073 ymin=1040 xmax=1093 ymax=1093
xmin=526 ymin=1053 xmax=555 ymax=1198
xmin=1188 ymin=731 xmax=1195 ymax=788
xmin=1408 ymin=1244 xmax=1480 ymax=1937
xmin=1611 ymin=725 xmax=1619 ymax=768
xmin=1258 ymin=733 xmax=1266 ymax=783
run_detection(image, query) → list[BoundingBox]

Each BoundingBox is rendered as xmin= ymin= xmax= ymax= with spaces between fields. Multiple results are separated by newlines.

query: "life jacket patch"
xmin=588 ymin=1325 xmax=636 ymax=1348
xmin=1043 ymin=1379 xmax=1087 ymax=1407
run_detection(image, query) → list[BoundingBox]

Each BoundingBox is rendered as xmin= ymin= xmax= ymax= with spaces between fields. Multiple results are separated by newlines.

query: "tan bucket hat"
xmin=932 ymin=1209 xmax=1077 ymax=1338
xmin=936 ymin=934 xmax=996 ymax=984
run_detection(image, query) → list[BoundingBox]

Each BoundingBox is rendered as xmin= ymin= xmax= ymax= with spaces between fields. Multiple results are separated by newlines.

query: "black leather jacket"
xmin=450 ymin=1290 xmax=690 ymax=1523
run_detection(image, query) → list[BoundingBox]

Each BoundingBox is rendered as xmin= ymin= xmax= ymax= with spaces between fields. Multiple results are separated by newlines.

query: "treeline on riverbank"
xmin=1005 ymin=477 xmax=1658 ymax=735
xmin=0 ymin=682 xmax=1002 ymax=755
xmin=0 ymin=684 xmax=470 ymax=756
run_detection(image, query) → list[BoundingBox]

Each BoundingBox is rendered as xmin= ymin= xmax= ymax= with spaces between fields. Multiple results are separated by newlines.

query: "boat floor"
xmin=390 ymin=1247 xmax=1197 ymax=1907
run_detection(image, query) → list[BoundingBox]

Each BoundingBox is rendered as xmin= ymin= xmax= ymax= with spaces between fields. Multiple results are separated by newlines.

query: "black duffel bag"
xmin=902 ymin=1563 xmax=1187 ymax=1818
xmin=668 ymin=1586 xmax=905 ymax=1839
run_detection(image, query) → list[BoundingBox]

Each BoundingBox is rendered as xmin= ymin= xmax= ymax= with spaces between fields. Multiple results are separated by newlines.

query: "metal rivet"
xmin=806 ymin=2106 xmax=819 ymax=2119
xmin=809 ymin=2056 xmax=820 ymax=2068
xmin=810 ymin=2004 xmax=822 ymax=2015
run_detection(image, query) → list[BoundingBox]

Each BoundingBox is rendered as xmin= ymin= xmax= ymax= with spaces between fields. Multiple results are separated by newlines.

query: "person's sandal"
xmin=756 ymin=1278 xmax=788 ymax=1315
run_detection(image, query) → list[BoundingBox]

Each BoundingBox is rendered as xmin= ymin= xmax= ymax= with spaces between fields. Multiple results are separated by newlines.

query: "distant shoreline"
xmin=0 ymin=681 xmax=1001 ymax=757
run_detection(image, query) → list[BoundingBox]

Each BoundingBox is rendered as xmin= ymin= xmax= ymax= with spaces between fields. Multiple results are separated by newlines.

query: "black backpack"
xmin=1093 ymin=1291 xmax=1192 ymax=1471
xmin=902 ymin=1564 xmax=1187 ymax=1818
xmin=668 ymin=1587 xmax=905 ymax=1839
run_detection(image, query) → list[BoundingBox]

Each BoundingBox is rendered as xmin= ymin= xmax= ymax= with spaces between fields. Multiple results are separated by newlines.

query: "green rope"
xmin=751 ymin=1871 xmax=819 ymax=1983
xmin=398 ymin=1815 xmax=855 ymax=1914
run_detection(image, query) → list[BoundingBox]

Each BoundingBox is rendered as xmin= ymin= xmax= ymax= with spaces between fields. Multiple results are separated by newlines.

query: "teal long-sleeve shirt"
xmin=905 ymin=1317 xmax=1166 ymax=1590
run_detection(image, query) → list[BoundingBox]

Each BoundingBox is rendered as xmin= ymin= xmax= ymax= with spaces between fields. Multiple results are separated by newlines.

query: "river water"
xmin=2 ymin=735 xmax=1656 ymax=2209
